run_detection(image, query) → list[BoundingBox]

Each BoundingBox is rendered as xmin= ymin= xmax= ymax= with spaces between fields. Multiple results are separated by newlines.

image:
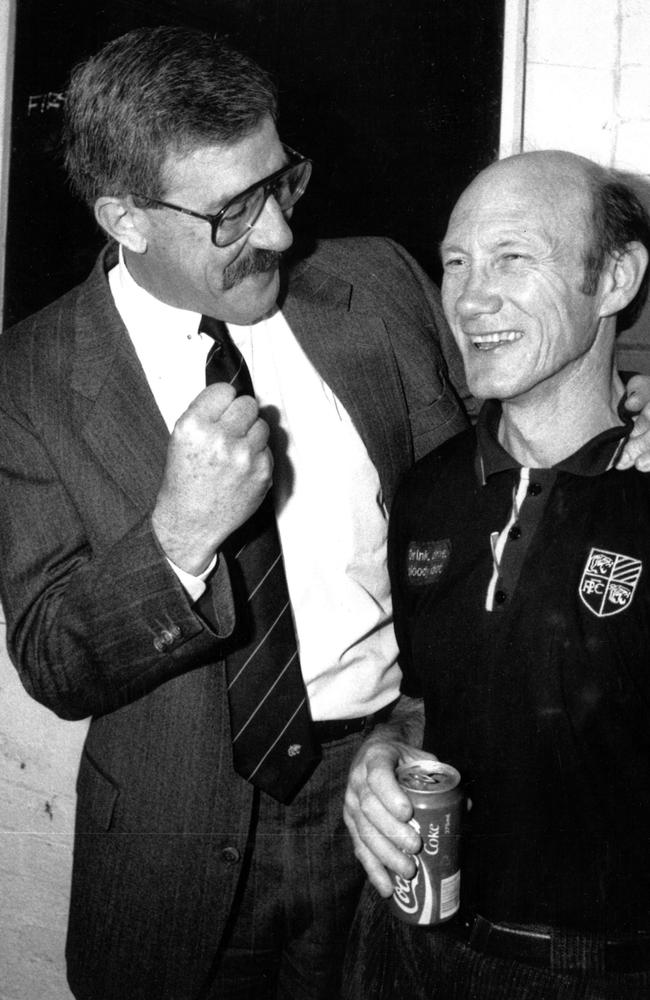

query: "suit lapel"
xmin=70 ymin=247 xmax=169 ymax=513
xmin=281 ymin=257 xmax=412 ymax=509
xmin=67 ymin=245 xmax=413 ymax=516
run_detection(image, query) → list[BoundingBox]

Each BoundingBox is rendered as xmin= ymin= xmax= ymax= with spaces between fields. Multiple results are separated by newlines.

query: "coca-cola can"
xmin=389 ymin=759 xmax=463 ymax=925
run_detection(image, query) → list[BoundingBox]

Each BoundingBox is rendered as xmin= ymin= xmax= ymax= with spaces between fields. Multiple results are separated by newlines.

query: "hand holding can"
xmin=389 ymin=760 xmax=463 ymax=925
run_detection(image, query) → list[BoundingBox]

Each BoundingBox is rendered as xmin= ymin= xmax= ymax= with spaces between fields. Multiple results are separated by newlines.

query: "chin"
xmin=225 ymin=271 xmax=280 ymax=325
xmin=466 ymin=362 xmax=522 ymax=401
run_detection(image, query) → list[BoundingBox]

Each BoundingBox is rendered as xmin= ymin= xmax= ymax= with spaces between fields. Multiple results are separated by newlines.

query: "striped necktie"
xmin=200 ymin=315 xmax=321 ymax=802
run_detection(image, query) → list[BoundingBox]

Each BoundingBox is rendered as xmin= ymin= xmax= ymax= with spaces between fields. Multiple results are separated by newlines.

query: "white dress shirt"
xmin=109 ymin=250 xmax=400 ymax=719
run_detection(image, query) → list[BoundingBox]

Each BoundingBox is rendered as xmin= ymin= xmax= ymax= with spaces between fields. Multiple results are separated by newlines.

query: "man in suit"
xmin=0 ymin=25 xmax=472 ymax=1000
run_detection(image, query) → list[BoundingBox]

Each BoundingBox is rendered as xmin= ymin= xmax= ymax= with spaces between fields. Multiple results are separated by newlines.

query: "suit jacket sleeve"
xmin=0 ymin=303 xmax=235 ymax=722
xmin=381 ymin=238 xmax=479 ymax=429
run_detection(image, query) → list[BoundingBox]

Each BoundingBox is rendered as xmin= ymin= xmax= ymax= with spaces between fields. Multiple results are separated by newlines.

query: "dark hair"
xmin=582 ymin=166 xmax=650 ymax=329
xmin=63 ymin=25 xmax=278 ymax=208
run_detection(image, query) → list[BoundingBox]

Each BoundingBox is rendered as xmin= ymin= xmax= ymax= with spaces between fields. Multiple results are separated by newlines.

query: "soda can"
xmin=389 ymin=759 xmax=463 ymax=925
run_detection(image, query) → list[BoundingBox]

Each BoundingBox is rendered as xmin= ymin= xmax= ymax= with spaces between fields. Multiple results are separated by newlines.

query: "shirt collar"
xmin=110 ymin=245 xmax=201 ymax=340
xmin=475 ymin=397 xmax=634 ymax=483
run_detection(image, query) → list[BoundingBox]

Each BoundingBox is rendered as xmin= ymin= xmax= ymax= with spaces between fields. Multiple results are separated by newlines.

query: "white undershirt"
xmin=108 ymin=251 xmax=400 ymax=719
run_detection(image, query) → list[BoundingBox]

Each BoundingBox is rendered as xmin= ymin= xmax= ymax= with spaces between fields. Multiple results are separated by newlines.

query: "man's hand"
xmin=152 ymin=383 xmax=272 ymax=573
xmin=343 ymin=701 xmax=437 ymax=896
xmin=618 ymin=374 xmax=650 ymax=470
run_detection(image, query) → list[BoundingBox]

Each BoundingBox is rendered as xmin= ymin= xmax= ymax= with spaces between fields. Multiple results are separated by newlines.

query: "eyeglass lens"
xmin=216 ymin=160 xmax=311 ymax=246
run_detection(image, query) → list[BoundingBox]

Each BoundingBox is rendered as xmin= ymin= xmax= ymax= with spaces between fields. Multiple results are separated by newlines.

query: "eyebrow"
xmin=202 ymin=150 xmax=293 ymax=215
xmin=493 ymin=236 xmax=534 ymax=248
xmin=439 ymin=233 xmax=541 ymax=257
xmin=438 ymin=240 xmax=464 ymax=257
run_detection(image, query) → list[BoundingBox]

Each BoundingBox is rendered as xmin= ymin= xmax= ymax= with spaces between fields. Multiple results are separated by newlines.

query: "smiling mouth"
xmin=469 ymin=331 xmax=523 ymax=351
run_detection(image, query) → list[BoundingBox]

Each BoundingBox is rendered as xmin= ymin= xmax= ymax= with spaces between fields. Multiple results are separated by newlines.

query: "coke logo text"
xmin=392 ymin=863 xmax=420 ymax=914
xmin=423 ymin=822 xmax=440 ymax=856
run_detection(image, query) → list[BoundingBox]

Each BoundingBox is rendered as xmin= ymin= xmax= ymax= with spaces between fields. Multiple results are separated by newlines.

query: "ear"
xmin=94 ymin=196 xmax=148 ymax=254
xmin=598 ymin=241 xmax=649 ymax=318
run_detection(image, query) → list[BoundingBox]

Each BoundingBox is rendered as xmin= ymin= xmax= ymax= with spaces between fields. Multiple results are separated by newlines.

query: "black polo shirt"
xmin=389 ymin=400 xmax=650 ymax=933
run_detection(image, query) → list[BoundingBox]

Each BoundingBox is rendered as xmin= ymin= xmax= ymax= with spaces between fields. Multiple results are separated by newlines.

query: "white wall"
xmin=520 ymin=0 xmax=650 ymax=175
xmin=2 ymin=2 xmax=650 ymax=997
xmin=0 ymin=623 xmax=87 ymax=1000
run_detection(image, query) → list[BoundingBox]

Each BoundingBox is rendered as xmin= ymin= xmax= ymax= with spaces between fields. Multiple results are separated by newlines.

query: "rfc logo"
xmin=579 ymin=547 xmax=642 ymax=618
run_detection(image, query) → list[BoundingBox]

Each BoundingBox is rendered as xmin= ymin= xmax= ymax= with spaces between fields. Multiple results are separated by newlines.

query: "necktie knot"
xmin=200 ymin=315 xmax=253 ymax=396
xmin=199 ymin=314 xmax=227 ymax=341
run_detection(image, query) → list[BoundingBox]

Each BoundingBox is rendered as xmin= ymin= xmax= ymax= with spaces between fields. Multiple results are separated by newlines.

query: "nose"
xmin=450 ymin=265 xmax=502 ymax=321
xmin=247 ymin=194 xmax=294 ymax=252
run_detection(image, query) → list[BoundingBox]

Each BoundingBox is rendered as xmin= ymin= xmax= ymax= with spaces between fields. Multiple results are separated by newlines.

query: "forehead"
xmin=159 ymin=115 xmax=284 ymax=203
xmin=444 ymin=159 xmax=593 ymax=254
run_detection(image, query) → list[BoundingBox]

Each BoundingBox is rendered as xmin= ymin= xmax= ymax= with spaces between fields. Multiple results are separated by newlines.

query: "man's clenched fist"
xmin=152 ymin=382 xmax=272 ymax=573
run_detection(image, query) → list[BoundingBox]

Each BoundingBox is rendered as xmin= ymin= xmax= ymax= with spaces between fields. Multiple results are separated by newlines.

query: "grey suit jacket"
xmin=0 ymin=236 xmax=469 ymax=999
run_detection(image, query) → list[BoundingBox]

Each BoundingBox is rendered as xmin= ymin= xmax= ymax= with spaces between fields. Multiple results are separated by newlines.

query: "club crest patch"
xmin=407 ymin=539 xmax=451 ymax=586
xmin=579 ymin=547 xmax=642 ymax=618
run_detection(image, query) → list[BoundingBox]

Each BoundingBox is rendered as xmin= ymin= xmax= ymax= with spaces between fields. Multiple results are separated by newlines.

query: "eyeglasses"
xmin=133 ymin=145 xmax=312 ymax=248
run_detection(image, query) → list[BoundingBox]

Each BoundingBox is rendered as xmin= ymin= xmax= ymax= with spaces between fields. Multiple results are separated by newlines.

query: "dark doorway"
xmin=3 ymin=0 xmax=505 ymax=327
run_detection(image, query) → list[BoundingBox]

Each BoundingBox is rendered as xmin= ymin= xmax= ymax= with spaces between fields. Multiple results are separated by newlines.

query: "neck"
xmin=498 ymin=355 xmax=624 ymax=468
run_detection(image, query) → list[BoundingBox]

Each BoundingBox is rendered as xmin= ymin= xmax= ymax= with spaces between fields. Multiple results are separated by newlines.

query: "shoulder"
xmin=293 ymin=234 xmax=421 ymax=271
xmin=413 ymin=425 xmax=477 ymax=479
xmin=2 ymin=250 xmax=107 ymax=355
xmin=287 ymin=235 xmax=440 ymax=304
xmin=395 ymin=427 xmax=478 ymax=511
xmin=5 ymin=280 xmax=80 ymax=336
xmin=0 ymin=284 xmax=82 ymax=400
xmin=0 ymin=249 xmax=111 ymax=410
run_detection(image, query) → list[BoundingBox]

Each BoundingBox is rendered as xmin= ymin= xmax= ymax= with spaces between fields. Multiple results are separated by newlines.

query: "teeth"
xmin=470 ymin=331 xmax=522 ymax=346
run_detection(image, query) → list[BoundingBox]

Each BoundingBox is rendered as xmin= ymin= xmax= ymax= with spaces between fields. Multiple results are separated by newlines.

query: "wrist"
xmin=151 ymin=512 xmax=217 ymax=575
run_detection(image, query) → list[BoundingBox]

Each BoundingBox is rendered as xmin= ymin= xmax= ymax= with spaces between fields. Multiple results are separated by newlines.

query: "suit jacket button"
xmin=221 ymin=846 xmax=241 ymax=865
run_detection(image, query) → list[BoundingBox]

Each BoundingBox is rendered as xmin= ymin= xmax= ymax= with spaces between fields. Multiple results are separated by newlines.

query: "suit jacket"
xmin=0 ymin=236 xmax=469 ymax=999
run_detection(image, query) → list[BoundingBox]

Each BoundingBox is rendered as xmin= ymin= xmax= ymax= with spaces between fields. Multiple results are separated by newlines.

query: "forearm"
xmin=370 ymin=693 xmax=425 ymax=749
xmin=344 ymin=694 xmax=431 ymax=895
xmin=0 ymin=429 xmax=234 ymax=720
xmin=385 ymin=238 xmax=478 ymax=424
xmin=3 ymin=514 xmax=236 ymax=719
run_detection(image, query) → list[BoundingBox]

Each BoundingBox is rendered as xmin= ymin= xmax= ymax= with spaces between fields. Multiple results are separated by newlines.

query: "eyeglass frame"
xmin=131 ymin=144 xmax=312 ymax=248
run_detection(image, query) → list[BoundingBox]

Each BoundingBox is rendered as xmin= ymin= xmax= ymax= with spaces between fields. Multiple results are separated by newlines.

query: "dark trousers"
xmin=205 ymin=730 xmax=365 ymax=1000
xmin=342 ymin=883 xmax=650 ymax=1000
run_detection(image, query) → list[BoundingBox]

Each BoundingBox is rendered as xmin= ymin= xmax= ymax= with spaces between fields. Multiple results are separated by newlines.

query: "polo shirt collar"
xmin=475 ymin=397 xmax=634 ymax=483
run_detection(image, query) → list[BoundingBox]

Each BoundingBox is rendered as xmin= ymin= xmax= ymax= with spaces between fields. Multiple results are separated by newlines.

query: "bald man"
xmin=342 ymin=151 xmax=650 ymax=1000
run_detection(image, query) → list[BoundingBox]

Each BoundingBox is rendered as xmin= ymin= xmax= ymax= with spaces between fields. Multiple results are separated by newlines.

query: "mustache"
xmin=222 ymin=249 xmax=283 ymax=290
